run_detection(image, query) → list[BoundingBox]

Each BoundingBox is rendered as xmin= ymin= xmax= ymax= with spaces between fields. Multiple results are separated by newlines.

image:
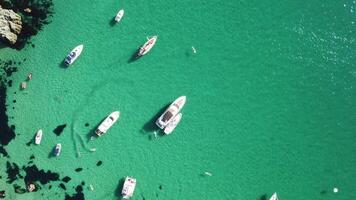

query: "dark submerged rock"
xmin=96 ymin=161 xmax=102 ymax=166
xmin=75 ymin=185 xmax=83 ymax=193
xmin=62 ymin=176 xmax=71 ymax=183
xmin=74 ymin=168 xmax=82 ymax=172
xmin=13 ymin=184 xmax=26 ymax=194
xmin=0 ymin=146 xmax=8 ymax=157
xmin=65 ymin=192 xmax=84 ymax=200
xmin=0 ymin=83 xmax=16 ymax=146
xmin=23 ymin=165 xmax=60 ymax=185
xmin=6 ymin=161 xmax=20 ymax=183
xmin=53 ymin=124 xmax=66 ymax=136
xmin=59 ymin=183 xmax=66 ymax=190
xmin=0 ymin=190 xmax=5 ymax=198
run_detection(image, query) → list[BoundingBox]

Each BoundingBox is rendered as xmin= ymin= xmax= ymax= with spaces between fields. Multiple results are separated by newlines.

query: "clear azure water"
xmin=0 ymin=0 xmax=355 ymax=199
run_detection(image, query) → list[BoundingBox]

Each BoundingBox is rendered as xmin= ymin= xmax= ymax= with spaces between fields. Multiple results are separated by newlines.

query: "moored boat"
xmin=164 ymin=113 xmax=182 ymax=134
xmin=95 ymin=111 xmax=120 ymax=136
xmin=35 ymin=129 xmax=43 ymax=145
xmin=137 ymin=36 xmax=157 ymax=57
xmin=64 ymin=44 xmax=84 ymax=66
xmin=54 ymin=143 xmax=61 ymax=156
xmin=156 ymin=96 xmax=186 ymax=129
xmin=115 ymin=9 xmax=124 ymax=22
xmin=121 ymin=177 xmax=136 ymax=199
xmin=269 ymin=192 xmax=278 ymax=200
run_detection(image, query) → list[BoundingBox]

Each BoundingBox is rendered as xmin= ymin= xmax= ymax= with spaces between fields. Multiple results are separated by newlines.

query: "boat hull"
xmin=122 ymin=177 xmax=136 ymax=199
xmin=95 ymin=111 xmax=120 ymax=136
xmin=64 ymin=44 xmax=84 ymax=66
xmin=269 ymin=193 xmax=278 ymax=200
xmin=164 ymin=113 xmax=182 ymax=134
xmin=54 ymin=143 xmax=61 ymax=156
xmin=156 ymin=96 xmax=186 ymax=129
xmin=138 ymin=36 xmax=157 ymax=57
xmin=115 ymin=9 xmax=124 ymax=22
xmin=35 ymin=129 xmax=43 ymax=145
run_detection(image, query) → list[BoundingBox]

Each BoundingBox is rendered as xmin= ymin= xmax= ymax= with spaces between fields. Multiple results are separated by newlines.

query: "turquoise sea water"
xmin=0 ymin=0 xmax=355 ymax=199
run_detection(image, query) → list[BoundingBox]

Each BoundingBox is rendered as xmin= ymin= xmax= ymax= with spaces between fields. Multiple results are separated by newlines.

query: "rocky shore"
xmin=0 ymin=6 xmax=22 ymax=45
xmin=0 ymin=0 xmax=54 ymax=49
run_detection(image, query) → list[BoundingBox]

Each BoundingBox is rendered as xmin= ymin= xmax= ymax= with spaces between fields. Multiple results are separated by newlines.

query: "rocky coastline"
xmin=0 ymin=0 xmax=54 ymax=49
xmin=0 ymin=6 xmax=22 ymax=45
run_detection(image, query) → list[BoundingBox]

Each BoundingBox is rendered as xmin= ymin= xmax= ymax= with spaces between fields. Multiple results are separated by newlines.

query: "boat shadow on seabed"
xmin=141 ymin=103 xmax=170 ymax=139
xmin=114 ymin=178 xmax=126 ymax=198
xmin=127 ymin=48 xmax=141 ymax=63
xmin=259 ymin=194 xmax=268 ymax=200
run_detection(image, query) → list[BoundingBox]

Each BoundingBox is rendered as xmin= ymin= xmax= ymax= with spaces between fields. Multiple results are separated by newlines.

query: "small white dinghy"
xmin=54 ymin=143 xmax=61 ymax=156
xmin=35 ymin=129 xmax=43 ymax=145
xmin=64 ymin=44 xmax=84 ymax=66
xmin=137 ymin=36 xmax=157 ymax=57
xmin=95 ymin=111 xmax=120 ymax=136
xmin=269 ymin=192 xmax=278 ymax=200
xmin=115 ymin=9 xmax=124 ymax=22
xmin=121 ymin=177 xmax=136 ymax=199
xmin=164 ymin=113 xmax=182 ymax=134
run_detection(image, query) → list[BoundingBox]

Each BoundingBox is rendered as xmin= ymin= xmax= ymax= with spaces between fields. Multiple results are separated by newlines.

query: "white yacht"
xmin=95 ymin=111 xmax=120 ymax=136
xmin=137 ymin=36 xmax=157 ymax=57
xmin=164 ymin=113 xmax=182 ymax=134
xmin=269 ymin=192 xmax=278 ymax=200
xmin=156 ymin=96 xmax=186 ymax=129
xmin=64 ymin=44 xmax=83 ymax=66
xmin=121 ymin=177 xmax=136 ymax=199
xmin=35 ymin=129 xmax=43 ymax=145
xmin=54 ymin=143 xmax=61 ymax=156
xmin=115 ymin=9 xmax=124 ymax=22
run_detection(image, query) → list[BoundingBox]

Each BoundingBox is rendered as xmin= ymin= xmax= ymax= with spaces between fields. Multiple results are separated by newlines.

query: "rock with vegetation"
xmin=0 ymin=6 xmax=22 ymax=45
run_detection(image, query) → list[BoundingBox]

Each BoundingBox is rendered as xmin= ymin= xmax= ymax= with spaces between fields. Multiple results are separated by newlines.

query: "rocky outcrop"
xmin=0 ymin=6 xmax=22 ymax=45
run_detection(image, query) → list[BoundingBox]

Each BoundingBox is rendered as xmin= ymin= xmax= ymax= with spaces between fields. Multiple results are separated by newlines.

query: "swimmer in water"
xmin=204 ymin=172 xmax=212 ymax=176
xmin=192 ymin=46 xmax=197 ymax=54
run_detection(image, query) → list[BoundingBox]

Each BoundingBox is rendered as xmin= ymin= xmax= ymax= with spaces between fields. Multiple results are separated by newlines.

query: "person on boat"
xmin=27 ymin=73 xmax=32 ymax=81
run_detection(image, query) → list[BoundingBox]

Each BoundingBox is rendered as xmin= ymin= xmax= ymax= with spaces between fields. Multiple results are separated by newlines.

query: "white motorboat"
xmin=156 ymin=96 xmax=186 ymax=129
xmin=64 ymin=44 xmax=84 ymax=66
xmin=137 ymin=36 xmax=157 ymax=57
xmin=54 ymin=143 xmax=61 ymax=156
xmin=115 ymin=9 xmax=124 ymax=22
xmin=35 ymin=129 xmax=43 ymax=145
xmin=269 ymin=192 xmax=278 ymax=200
xmin=121 ymin=177 xmax=136 ymax=199
xmin=164 ymin=113 xmax=182 ymax=134
xmin=95 ymin=111 xmax=120 ymax=136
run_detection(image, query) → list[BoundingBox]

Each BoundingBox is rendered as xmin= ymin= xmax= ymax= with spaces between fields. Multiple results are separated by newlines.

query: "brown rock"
xmin=0 ymin=7 xmax=22 ymax=44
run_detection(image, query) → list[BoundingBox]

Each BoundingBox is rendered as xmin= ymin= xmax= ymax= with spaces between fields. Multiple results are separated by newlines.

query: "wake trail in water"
xmin=70 ymin=80 xmax=111 ymax=157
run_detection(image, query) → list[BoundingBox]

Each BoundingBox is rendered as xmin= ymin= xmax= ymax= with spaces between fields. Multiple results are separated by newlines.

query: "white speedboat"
xmin=156 ymin=96 xmax=186 ymax=129
xmin=115 ymin=9 xmax=124 ymax=22
xmin=121 ymin=177 xmax=136 ymax=199
xmin=164 ymin=113 xmax=182 ymax=134
xmin=95 ymin=111 xmax=120 ymax=136
xmin=269 ymin=193 xmax=278 ymax=200
xmin=54 ymin=143 xmax=61 ymax=156
xmin=64 ymin=44 xmax=83 ymax=66
xmin=137 ymin=36 xmax=157 ymax=57
xmin=35 ymin=129 xmax=43 ymax=145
